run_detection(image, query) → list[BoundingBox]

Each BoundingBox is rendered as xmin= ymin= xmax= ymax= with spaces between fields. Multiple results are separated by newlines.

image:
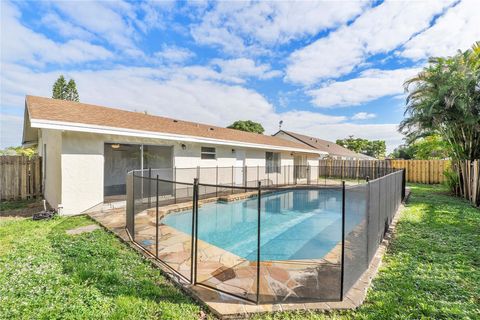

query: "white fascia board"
xmin=30 ymin=118 xmax=327 ymax=155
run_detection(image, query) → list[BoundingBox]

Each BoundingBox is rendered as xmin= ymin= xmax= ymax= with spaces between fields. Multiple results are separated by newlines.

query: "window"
xmin=201 ymin=147 xmax=216 ymax=159
xmin=266 ymin=152 xmax=280 ymax=173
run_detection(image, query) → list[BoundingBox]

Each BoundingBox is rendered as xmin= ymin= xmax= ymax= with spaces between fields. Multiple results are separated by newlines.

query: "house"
xmin=22 ymin=96 xmax=326 ymax=215
xmin=273 ymin=130 xmax=375 ymax=160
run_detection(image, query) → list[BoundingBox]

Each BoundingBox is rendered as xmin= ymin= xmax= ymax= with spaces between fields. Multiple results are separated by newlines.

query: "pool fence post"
xmin=130 ymin=172 xmax=135 ymax=240
xmin=148 ymin=168 xmax=152 ymax=207
xmin=402 ymin=169 xmax=406 ymax=200
xmin=306 ymin=164 xmax=310 ymax=185
xmin=366 ymin=177 xmax=371 ymax=265
xmin=325 ymin=166 xmax=327 ymax=186
xmin=340 ymin=180 xmax=346 ymax=300
xmin=155 ymin=175 xmax=159 ymax=258
xmin=256 ymin=180 xmax=261 ymax=304
xmin=191 ymin=178 xmax=199 ymax=284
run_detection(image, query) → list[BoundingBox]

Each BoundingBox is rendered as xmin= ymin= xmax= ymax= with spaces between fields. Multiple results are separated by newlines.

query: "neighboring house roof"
xmin=273 ymin=130 xmax=375 ymax=159
xmin=24 ymin=96 xmax=324 ymax=154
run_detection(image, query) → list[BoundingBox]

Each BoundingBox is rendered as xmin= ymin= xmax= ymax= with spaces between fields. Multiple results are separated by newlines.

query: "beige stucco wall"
xmin=61 ymin=131 xmax=104 ymax=215
xmin=39 ymin=130 xmax=320 ymax=215
xmin=38 ymin=129 xmax=62 ymax=210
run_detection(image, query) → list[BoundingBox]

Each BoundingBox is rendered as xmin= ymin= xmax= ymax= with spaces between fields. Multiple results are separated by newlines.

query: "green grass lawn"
xmin=0 ymin=199 xmax=37 ymax=212
xmin=0 ymin=216 xmax=207 ymax=320
xmin=0 ymin=184 xmax=478 ymax=319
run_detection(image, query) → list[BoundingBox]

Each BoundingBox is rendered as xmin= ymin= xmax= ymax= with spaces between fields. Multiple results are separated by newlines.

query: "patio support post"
xmin=174 ymin=167 xmax=177 ymax=204
xmin=155 ymin=175 xmax=159 ymax=258
xmin=216 ymin=166 xmax=218 ymax=197
xmin=257 ymin=165 xmax=259 ymax=185
xmin=231 ymin=166 xmax=234 ymax=194
xmin=294 ymin=165 xmax=295 ymax=185
xmin=244 ymin=165 xmax=247 ymax=192
xmin=340 ymin=180 xmax=346 ymax=300
xmin=256 ymin=181 xmax=262 ymax=304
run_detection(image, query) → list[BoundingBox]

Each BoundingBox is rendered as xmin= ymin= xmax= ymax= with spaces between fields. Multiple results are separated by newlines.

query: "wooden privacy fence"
xmin=0 ymin=156 xmax=42 ymax=200
xmin=390 ymin=160 xmax=450 ymax=184
xmin=319 ymin=159 xmax=450 ymax=184
xmin=455 ymin=160 xmax=480 ymax=207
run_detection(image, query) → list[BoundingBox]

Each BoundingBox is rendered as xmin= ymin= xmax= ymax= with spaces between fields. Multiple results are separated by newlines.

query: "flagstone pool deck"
xmin=86 ymin=189 xmax=409 ymax=319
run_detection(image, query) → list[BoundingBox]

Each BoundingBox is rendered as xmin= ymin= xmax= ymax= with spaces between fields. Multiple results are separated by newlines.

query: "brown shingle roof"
xmin=276 ymin=130 xmax=374 ymax=159
xmin=26 ymin=96 xmax=319 ymax=152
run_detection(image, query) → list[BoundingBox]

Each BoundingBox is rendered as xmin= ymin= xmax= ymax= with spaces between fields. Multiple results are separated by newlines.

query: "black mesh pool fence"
xmin=125 ymin=167 xmax=406 ymax=303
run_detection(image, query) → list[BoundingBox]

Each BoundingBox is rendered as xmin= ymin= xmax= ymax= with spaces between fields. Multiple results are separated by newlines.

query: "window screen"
xmin=266 ymin=152 xmax=280 ymax=173
xmin=201 ymin=147 xmax=216 ymax=159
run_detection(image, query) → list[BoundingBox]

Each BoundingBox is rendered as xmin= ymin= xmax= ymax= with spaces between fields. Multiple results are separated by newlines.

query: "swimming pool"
xmin=162 ymin=188 xmax=367 ymax=261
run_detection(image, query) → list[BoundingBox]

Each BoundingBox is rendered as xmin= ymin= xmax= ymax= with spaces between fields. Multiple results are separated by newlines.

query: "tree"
xmin=336 ymin=135 xmax=386 ymax=158
xmin=413 ymin=135 xmax=450 ymax=159
xmin=400 ymin=42 xmax=480 ymax=161
xmin=0 ymin=146 xmax=37 ymax=158
xmin=52 ymin=75 xmax=80 ymax=101
xmin=227 ymin=120 xmax=264 ymax=134
xmin=390 ymin=144 xmax=416 ymax=159
xmin=65 ymin=79 xmax=79 ymax=102
xmin=390 ymin=134 xmax=450 ymax=159
xmin=52 ymin=75 xmax=67 ymax=100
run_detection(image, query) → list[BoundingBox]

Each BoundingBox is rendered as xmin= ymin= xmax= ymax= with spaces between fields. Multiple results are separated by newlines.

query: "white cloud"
xmin=41 ymin=13 xmax=94 ymax=40
xmin=0 ymin=1 xmax=112 ymax=66
xmin=191 ymin=1 xmax=367 ymax=54
xmin=278 ymin=122 xmax=403 ymax=153
xmin=286 ymin=0 xmax=454 ymax=84
xmin=352 ymin=112 xmax=376 ymax=120
xmin=210 ymin=58 xmax=282 ymax=81
xmin=0 ymin=114 xmax=23 ymax=148
xmin=51 ymin=0 xmax=140 ymax=53
xmin=308 ymin=67 xmax=421 ymax=108
xmin=1 ymin=64 xmax=354 ymax=148
xmin=400 ymin=0 xmax=480 ymax=60
xmin=154 ymin=46 xmax=195 ymax=64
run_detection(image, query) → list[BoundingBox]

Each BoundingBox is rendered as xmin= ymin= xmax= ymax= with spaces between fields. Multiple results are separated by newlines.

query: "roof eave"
xmin=30 ymin=118 xmax=327 ymax=155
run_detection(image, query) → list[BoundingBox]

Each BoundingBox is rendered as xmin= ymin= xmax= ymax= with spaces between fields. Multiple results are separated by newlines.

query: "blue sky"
xmin=1 ymin=0 xmax=479 ymax=152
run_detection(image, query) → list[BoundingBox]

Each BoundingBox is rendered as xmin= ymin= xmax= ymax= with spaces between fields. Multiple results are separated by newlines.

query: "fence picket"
xmin=319 ymin=159 xmax=452 ymax=184
xmin=0 ymin=156 xmax=42 ymax=200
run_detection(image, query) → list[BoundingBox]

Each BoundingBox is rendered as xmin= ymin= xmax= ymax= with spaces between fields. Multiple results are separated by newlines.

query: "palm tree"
xmin=400 ymin=42 xmax=480 ymax=161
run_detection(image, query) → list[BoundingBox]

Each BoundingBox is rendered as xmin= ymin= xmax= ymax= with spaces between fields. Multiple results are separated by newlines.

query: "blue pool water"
xmin=162 ymin=189 xmax=364 ymax=261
